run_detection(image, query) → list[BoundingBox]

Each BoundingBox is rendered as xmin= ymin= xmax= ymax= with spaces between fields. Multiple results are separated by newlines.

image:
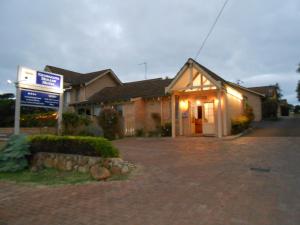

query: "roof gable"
xmin=44 ymin=65 xmax=121 ymax=86
xmin=166 ymin=58 xmax=264 ymax=97
xmin=166 ymin=58 xmax=222 ymax=93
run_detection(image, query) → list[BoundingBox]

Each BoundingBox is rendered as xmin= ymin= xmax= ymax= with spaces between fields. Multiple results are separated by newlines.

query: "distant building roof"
xmin=86 ymin=78 xmax=173 ymax=104
xmin=44 ymin=65 xmax=120 ymax=86
xmin=248 ymin=85 xmax=277 ymax=97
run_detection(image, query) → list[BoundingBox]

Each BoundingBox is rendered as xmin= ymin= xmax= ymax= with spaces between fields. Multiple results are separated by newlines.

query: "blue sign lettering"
xmin=36 ymin=71 xmax=61 ymax=90
xmin=21 ymin=90 xmax=60 ymax=108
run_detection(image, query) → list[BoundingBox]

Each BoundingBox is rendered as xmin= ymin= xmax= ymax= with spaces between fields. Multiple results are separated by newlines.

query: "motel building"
xmin=166 ymin=58 xmax=263 ymax=138
xmin=45 ymin=58 xmax=264 ymax=138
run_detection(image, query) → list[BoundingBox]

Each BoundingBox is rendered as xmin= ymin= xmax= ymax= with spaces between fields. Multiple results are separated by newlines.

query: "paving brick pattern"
xmin=1 ymin=136 xmax=300 ymax=225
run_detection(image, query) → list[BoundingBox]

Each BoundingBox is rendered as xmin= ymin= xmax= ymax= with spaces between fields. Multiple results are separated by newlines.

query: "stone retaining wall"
xmin=31 ymin=152 xmax=134 ymax=180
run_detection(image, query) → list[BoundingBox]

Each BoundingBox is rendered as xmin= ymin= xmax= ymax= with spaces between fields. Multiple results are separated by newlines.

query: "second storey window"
xmin=75 ymin=88 xmax=80 ymax=102
xmin=63 ymin=91 xmax=71 ymax=107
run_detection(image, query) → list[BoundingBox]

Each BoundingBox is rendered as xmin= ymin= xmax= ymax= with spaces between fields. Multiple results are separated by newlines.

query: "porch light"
xmin=226 ymin=86 xmax=243 ymax=100
xmin=179 ymin=100 xmax=188 ymax=111
xmin=196 ymin=100 xmax=201 ymax=106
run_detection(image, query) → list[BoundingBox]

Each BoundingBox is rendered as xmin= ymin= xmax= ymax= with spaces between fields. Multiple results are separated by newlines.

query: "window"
xmin=203 ymin=102 xmax=214 ymax=123
xmin=93 ymin=105 xmax=101 ymax=116
xmin=63 ymin=91 xmax=70 ymax=107
xmin=75 ymin=88 xmax=80 ymax=102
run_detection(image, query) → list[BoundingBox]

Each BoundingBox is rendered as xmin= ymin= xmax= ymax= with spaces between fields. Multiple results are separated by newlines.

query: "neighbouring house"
xmin=248 ymin=85 xmax=281 ymax=117
xmin=44 ymin=65 xmax=122 ymax=113
xmin=45 ymin=58 xmax=265 ymax=137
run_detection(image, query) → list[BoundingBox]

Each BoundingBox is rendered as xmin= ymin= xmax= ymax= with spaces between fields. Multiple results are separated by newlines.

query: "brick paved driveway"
xmin=1 ymin=136 xmax=300 ymax=225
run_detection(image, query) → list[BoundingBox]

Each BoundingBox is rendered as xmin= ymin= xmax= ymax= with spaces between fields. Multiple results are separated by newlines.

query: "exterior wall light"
xmin=196 ymin=100 xmax=201 ymax=106
xmin=179 ymin=100 xmax=189 ymax=111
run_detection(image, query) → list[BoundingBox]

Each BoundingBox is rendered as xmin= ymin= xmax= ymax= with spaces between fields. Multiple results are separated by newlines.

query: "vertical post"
xmin=57 ymin=92 xmax=64 ymax=135
xmin=189 ymin=63 xmax=193 ymax=87
xmin=179 ymin=99 xmax=183 ymax=136
xmin=171 ymin=94 xmax=176 ymax=138
xmin=223 ymin=90 xmax=228 ymax=136
xmin=14 ymin=86 xmax=21 ymax=135
xmin=160 ymin=98 xmax=163 ymax=125
xmin=14 ymin=66 xmax=21 ymax=135
xmin=217 ymin=89 xmax=222 ymax=138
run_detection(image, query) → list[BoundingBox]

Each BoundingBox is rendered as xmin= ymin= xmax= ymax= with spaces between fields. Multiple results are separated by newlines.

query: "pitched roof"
xmin=247 ymin=85 xmax=277 ymax=97
xmin=44 ymin=65 xmax=112 ymax=85
xmin=166 ymin=58 xmax=264 ymax=97
xmin=87 ymin=78 xmax=173 ymax=104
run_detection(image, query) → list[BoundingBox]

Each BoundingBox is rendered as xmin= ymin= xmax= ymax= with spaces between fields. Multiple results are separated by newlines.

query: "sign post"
xmin=14 ymin=66 xmax=64 ymax=135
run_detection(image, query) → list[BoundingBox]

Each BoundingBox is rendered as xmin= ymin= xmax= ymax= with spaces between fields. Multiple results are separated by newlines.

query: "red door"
xmin=195 ymin=106 xmax=202 ymax=133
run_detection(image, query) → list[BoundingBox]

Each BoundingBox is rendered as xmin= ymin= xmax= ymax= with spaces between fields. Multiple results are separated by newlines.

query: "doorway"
xmin=195 ymin=106 xmax=203 ymax=133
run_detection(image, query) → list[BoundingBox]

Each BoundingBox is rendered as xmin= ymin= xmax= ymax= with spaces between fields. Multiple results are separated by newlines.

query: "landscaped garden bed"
xmin=0 ymin=134 xmax=135 ymax=185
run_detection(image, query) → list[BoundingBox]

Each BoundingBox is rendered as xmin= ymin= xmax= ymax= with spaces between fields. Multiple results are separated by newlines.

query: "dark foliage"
xmin=294 ymin=105 xmax=300 ymax=114
xmin=98 ymin=108 xmax=123 ymax=140
xmin=280 ymin=105 xmax=290 ymax=116
xmin=262 ymin=99 xmax=278 ymax=119
xmin=0 ymin=98 xmax=15 ymax=127
xmin=0 ymin=93 xmax=14 ymax=100
xmin=29 ymin=135 xmax=119 ymax=158
xmin=161 ymin=122 xmax=172 ymax=137
xmin=296 ymin=81 xmax=300 ymax=102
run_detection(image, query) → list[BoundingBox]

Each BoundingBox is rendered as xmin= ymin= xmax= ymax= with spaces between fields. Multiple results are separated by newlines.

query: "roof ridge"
xmin=84 ymin=69 xmax=110 ymax=75
xmin=46 ymin=65 xmax=83 ymax=75
xmin=124 ymin=78 xmax=163 ymax=85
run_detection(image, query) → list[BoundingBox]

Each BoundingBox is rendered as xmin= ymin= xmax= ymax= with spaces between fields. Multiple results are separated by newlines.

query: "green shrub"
xmin=0 ymin=135 xmax=30 ymax=172
xmin=161 ymin=122 xmax=172 ymax=137
xmin=98 ymin=108 xmax=123 ymax=140
xmin=20 ymin=112 xmax=57 ymax=127
xmin=29 ymin=135 xmax=119 ymax=158
xmin=78 ymin=124 xmax=104 ymax=137
xmin=62 ymin=112 xmax=91 ymax=135
xmin=231 ymin=115 xmax=251 ymax=135
xmin=135 ymin=129 xmax=145 ymax=137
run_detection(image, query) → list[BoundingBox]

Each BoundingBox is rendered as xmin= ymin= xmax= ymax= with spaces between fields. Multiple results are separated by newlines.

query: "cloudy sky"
xmin=0 ymin=0 xmax=299 ymax=103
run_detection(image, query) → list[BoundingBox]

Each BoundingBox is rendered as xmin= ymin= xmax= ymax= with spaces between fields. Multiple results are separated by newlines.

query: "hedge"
xmin=231 ymin=115 xmax=251 ymax=135
xmin=28 ymin=135 xmax=119 ymax=158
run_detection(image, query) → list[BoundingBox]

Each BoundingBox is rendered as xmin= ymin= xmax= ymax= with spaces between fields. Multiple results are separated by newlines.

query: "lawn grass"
xmin=0 ymin=168 xmax=94 ymax=186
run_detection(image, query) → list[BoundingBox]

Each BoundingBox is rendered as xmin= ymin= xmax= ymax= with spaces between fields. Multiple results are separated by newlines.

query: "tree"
xmin=297 ymin=64 xmax=300 ymax=101
xmin=0 ymin=93 xmax=15 ymax=126
xmin=275 ymin=83 xmax=282 ymax=100
xmin=0 ymin=93 xmax=14 ymax=100
xmin=296 ymin=81 xmax=300 ymax=102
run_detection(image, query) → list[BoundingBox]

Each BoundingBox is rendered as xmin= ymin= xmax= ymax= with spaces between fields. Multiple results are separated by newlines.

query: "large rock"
xmin=121 ymin=165 xmax=129 ymax=174
xmin=90 ymin=165 xmax=111 ymax=180
xmin=78 ymin=165 xmax=89 ymax=173
xmin=110 ymin=166 xmax=122 ymax=175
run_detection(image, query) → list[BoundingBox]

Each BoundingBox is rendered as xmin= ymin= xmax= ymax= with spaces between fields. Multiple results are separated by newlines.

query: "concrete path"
xmin=1 ymin=135 xmax=300 ymax=225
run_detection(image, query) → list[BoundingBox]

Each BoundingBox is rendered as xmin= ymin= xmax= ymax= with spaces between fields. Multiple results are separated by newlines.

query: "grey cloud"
xmin=0 ymin=0 xmax=299 ymax=104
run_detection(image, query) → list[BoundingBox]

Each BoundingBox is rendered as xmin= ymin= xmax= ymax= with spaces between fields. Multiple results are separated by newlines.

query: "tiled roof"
xmin=87 ymin=78 xmax=173 ymax=104
xmin=248 ymin=85 xmax=277 ymax=97
xmin=45 ymin=65 xmax=110 ymax=85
